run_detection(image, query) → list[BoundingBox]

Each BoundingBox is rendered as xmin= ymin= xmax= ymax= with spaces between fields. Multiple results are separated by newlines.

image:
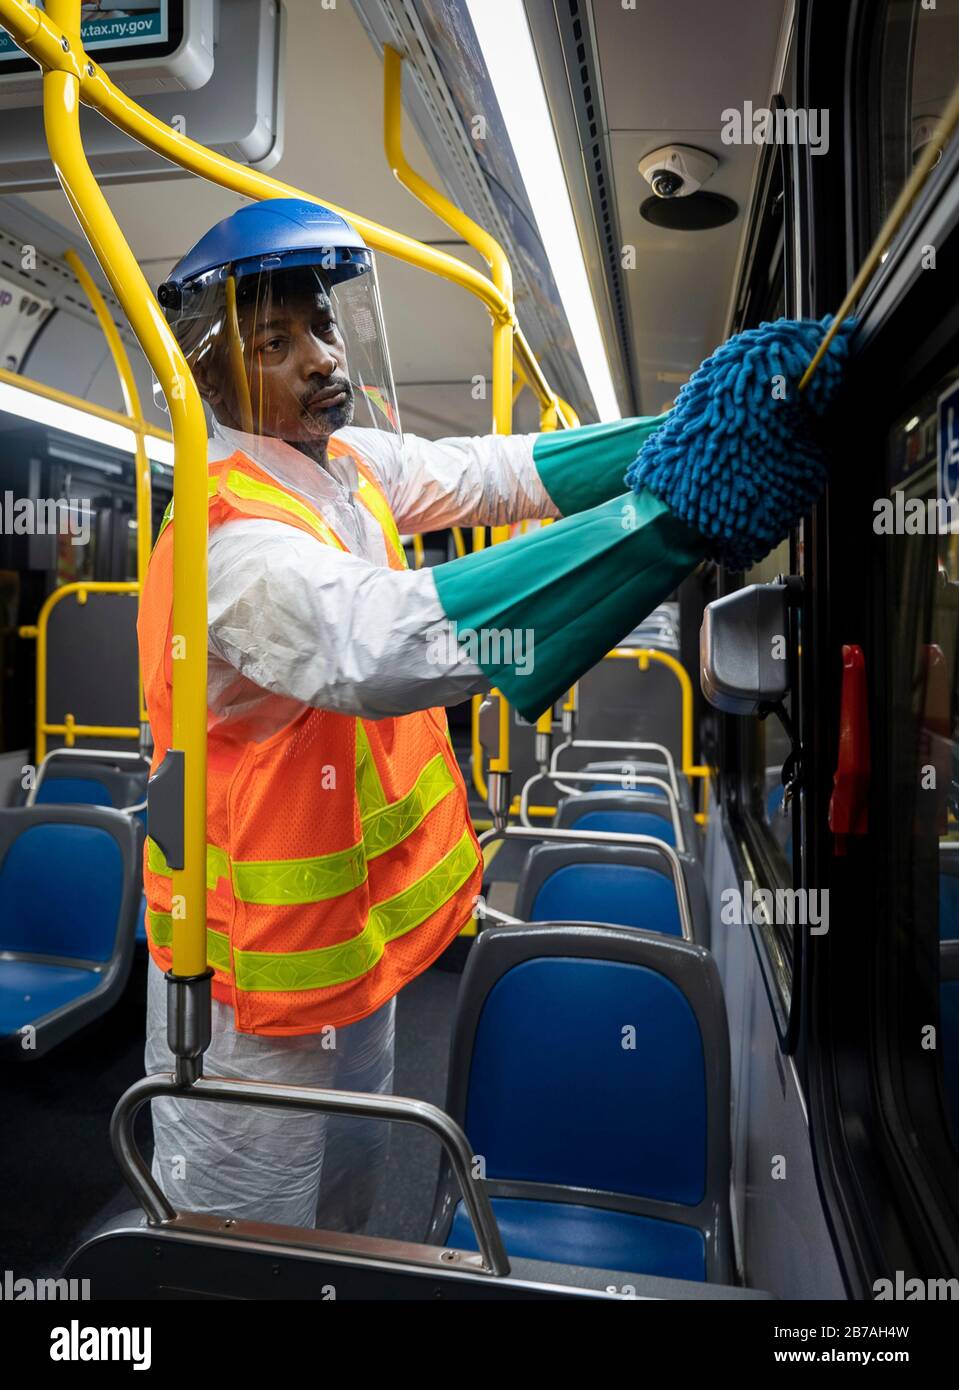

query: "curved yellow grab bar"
xmin=384 ymin=44 xmax=516 ymax=458
xmin=63 ymin=251 xmax=152 ymax=593
xmin=64 ymin=248 xmax=152 ymax=724
xmin=38 ymin=7 xmax=210 ymax=977
xmin=19 ymin=582 xmax=139 ymax=761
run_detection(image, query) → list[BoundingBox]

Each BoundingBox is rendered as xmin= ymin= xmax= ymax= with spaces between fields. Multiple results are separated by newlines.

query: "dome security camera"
xmin=638 ymin=145 xmax=719 ymax=199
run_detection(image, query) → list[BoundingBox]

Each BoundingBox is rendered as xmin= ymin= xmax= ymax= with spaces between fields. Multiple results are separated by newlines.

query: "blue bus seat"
xmin=29 ymin=755 xmax=148 ymax=818
xmin=579 ymin=759 xmax=693 ymax=809
xmin=514 ymin=841 xmax=708 ymax=945
xmin=34 ymin=777 xmax=114 ymax=808
xmin=555 ymin=791 xmax=688 ymax=849
xmin=427 ymin=923 xmax=733 ymax=1283
xmin=0 ymin=806 xmax=143 ymax=1058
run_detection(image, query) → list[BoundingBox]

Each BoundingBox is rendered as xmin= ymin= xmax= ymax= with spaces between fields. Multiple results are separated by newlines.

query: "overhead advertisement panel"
xmin=0 ymin=0 xmax=282 ymax=183
xmin=0 ymin=0 xmax=214 ymax=100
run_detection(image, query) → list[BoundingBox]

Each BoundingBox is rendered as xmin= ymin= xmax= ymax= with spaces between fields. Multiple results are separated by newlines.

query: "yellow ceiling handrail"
xmin=0 ymin=364 xmax=173 ymax=443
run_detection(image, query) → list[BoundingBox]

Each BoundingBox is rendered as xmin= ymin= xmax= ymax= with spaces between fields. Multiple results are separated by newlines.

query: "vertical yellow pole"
xmin=43 ymin=0 xmax=208 ymax=977
xmin=64 ymin=248 xmax=152 ymax=721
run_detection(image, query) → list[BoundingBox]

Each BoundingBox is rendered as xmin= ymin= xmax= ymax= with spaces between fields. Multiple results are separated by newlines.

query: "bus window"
xmin=884 ymin=363 xmax=959 ymax=1153
xmin=876 ymin=0 xmax=959 ymax=228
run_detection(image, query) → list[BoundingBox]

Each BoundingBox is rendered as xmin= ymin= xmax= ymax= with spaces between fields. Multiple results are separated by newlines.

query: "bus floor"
xmin=0 ymin=954 xmax=461 ymax=1281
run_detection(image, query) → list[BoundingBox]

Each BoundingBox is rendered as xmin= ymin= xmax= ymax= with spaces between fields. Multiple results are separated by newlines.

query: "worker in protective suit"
xmin=140 ymin=198 xmax=706 ymax=1233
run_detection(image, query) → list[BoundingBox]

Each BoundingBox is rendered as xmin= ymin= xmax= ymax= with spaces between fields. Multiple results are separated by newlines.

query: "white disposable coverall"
xmin=146 ymin=419 xmax=559 ymax=1230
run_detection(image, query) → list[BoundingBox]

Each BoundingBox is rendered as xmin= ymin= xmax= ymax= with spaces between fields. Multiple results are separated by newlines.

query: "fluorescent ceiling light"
xmin=0 ymin=380 xmax=173 ymax=465
xmin=464 ymin=0 xmax=621 ymax=422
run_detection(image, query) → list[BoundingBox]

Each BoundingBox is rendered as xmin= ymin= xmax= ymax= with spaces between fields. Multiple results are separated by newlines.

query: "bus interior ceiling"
xmin=0 ymin=0 xmax=958 ymax=1319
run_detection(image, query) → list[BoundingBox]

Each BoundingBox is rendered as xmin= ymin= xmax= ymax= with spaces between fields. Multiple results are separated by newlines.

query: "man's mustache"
xmin=301 ymin=378 xmax=354 ymax=410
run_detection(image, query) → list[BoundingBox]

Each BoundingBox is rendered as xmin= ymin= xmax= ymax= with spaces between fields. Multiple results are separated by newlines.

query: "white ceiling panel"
xmin=594 ymin=0 xmax=789 ymax=133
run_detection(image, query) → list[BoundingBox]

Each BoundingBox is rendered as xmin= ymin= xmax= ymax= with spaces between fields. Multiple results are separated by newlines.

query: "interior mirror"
xmin=700 ymin=581 xmax=790 ymax=715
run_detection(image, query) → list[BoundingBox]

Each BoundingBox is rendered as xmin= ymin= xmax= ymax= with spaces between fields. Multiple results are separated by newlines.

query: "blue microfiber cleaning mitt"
xmin=626 ymin=315 xmax=856 ymax=570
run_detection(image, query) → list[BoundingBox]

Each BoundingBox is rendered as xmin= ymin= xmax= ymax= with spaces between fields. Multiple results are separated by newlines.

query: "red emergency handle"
xmin=828 ymin=644 xmax=869 ymax=855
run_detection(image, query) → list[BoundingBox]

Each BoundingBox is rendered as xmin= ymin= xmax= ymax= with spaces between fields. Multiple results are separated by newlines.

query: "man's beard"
xmin=300 ymin=376 xmax=355 ymax=435
xmin=286 ymin=377 xmax=355 ymax=460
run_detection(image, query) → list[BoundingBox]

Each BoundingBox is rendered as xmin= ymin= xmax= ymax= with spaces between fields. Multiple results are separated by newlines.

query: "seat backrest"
xmin=34 ymin=761 xmax=147 ymax=812
xmin=581 ymin=760 xmax=692 ymax=809
xmin=516 ymin=841 xmax=707 ymax=945
xmin=528 ymin=863 xmax=681 ymax=935
xmin=556 ymin=792 xmax=677 ymax=847
xmin=0 ymin=807 xmax=143 ymax=963
xmin=448 ymin=924 xmax=729 ymax=1215
xmin=34 ymin=777 xmax=114 ymax=809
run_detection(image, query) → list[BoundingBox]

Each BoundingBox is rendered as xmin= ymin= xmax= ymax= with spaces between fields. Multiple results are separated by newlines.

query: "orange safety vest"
xmin=138 ymin=443 xmax=483 ymax=1035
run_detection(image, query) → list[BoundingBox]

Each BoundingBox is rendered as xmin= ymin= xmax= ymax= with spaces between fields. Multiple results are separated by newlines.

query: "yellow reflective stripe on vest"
xmin=224 ymin=469 xmax=345 ymax=550
xmin=355 ymin=721 xmax=388 ymax=814
xmin=146 ymin=837 xmax=230 ymax=891
xmin=232 ymin=840 xmax=367 ymax=906
xmin=230 ymin=753 xmax=454 ymax=904
xmin=146 ymin=754 xmax=456 ymax=907
xmin=232 ymin=828 xmax=477 ymax=992
xmin=354 ymin=473 xmax=407 ymax=568
xmin=146 ymin=908 xmax=231 ymax=974
xmin=156 ymin=474 xmax=220 ymax=545
xmin=361 ymin=753 xmax=454 ymax=857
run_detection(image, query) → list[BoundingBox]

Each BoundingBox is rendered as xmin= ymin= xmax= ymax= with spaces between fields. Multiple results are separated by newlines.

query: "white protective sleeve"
xmin=206 ymin=425 xmax=557 ymax=725
xmin=339 ymin=426 xmax=560 ymax=531
xmin=207 ymin=518 xmax=491 ymax=723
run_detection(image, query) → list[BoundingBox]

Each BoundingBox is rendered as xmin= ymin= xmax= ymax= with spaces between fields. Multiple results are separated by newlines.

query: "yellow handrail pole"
xmin=38 ymin=1 xmax=209 ymax=978
xmin=18 ymin=581 xmax=139 ymax=760
xmin=224 ymin=273 xmax=255 ymax=436
xmin=383 ymin=46 xmax=513 ymax=297
xmin=382 ymin=47 xmax=566 ymax=424
xmin=384 ymin=47 xmax=521 ymax=777
xmin=606 ymin=646 xmax=709 ymax=781
xmin=0 ymin=364 xmax=173 ymax=444
xmin=384 ymin=45 xmax=520 ymax=550
xmin=63 ymin=247 xmax=152 ymax=723
xmin=556 ymin=397 xmax=580 ymax=429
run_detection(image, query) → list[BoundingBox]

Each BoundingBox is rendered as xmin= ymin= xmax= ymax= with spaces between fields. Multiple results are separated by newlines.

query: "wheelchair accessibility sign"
xmin=939 ymin=378 xmax=959 ymax=511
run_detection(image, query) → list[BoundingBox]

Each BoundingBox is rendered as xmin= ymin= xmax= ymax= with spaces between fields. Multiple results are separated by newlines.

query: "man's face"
xmin=199 ymin=271 xmax=355 ymax=445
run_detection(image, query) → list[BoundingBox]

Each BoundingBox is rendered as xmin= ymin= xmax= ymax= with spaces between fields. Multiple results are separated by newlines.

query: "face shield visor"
xmin=154 ymin=247 xmax=401 ymax=449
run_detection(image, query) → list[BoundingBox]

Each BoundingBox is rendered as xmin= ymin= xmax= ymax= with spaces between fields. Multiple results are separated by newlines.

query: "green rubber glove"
xmin=533 ymin=416 xmax=668 ymax=516
xmin=432 ymin=487 xmax=707 ymax=722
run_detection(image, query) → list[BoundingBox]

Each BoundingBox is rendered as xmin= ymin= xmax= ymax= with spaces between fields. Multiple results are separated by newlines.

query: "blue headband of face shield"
xmin=158 ymin=245 xmax=374 ymax=315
